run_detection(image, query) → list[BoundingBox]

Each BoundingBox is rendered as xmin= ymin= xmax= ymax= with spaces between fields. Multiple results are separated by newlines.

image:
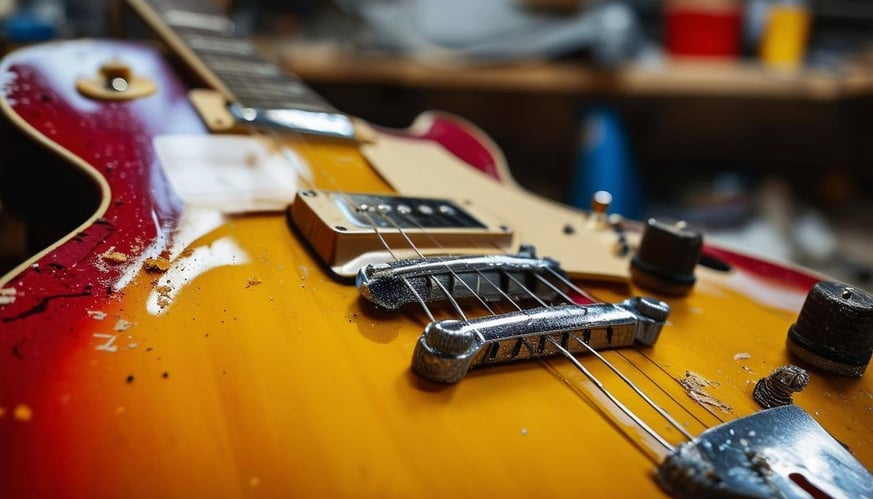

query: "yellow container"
xmin=760 ymin=4 xmax=811 ymax=68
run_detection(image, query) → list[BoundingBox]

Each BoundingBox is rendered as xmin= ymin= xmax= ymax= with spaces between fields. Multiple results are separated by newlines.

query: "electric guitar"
xmin=1 ymin=1 xmax=871 ymax=497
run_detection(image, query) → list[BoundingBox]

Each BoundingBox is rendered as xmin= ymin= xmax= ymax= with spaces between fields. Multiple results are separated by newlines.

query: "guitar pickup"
xmin=356 ymin=247 xmax=567 ymax=310
xmin=288 ymin=190 xmax=514 ymax=278
xmin=412 ymin=297 xmax=670 ymax=383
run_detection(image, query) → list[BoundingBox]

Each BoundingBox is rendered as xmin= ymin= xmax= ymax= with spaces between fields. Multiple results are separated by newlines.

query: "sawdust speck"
xmin=114 ymin=319 xmax=134 ymax=332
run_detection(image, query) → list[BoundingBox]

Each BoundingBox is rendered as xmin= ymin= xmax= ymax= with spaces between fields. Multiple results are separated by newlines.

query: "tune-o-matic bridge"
xmin=412 ymin=298 xmax=670 ymax=383
xmin=289 ymin=190 xmax=514 ymax=278
xmin=356 ymin=249 xmax=567 ymax=310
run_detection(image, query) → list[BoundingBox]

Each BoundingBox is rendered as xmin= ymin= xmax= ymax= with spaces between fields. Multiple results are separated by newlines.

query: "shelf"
xmin=260 ymin=39 xmax=873 ymax=101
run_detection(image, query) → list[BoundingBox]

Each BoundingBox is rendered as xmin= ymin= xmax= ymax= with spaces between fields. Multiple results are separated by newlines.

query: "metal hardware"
xmin=412 ymin=297 xmax=669 ymax=383
xmin=356 ymin=249 xmax=566 ymax=310
xmin=228 ymin=103 xmax=356 ymax=140
xmin=288 ymin=190 xmax=513 ymax=278
xmin=658 ymin=405 xmax=873 ymax=498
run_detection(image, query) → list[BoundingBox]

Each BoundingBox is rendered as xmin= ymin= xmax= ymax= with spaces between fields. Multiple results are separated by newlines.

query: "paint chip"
xmin=733 ymin=352 xmax=751 ymax=361
xmin=0 ymin=287 xmax=17 ymax=305
xmin=144 ymin=257 xmax=171 ymax=273
xmin=101 ymin=246 xmax=128 ymax=263
xmin=93 ymin=333 xmax=118 ymax=352
xmin=114 ymin=319 xmax=134 ymax=332
xmin=87 ymin=310 xmax=108 ymax=320
xmin=154 ymin=284 xmax=173 ymax=309
xmin=679 ymin=370 xmax=732 ymax=413
xmin=14 ymin=404 xmax=32 ymax=421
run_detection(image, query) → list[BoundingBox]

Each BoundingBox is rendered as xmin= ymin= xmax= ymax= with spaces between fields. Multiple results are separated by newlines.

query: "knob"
xmin=786 ymin=281 xmax=873 ymax=377
xmin=630 ymin=218 xmax=703 ymax=297
xmin=76 ymin=59 xmax=156 ymax=101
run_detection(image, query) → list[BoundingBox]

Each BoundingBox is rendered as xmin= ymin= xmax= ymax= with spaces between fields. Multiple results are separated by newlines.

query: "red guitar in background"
xmin=1 ymin=0 xmax=871 ymax=497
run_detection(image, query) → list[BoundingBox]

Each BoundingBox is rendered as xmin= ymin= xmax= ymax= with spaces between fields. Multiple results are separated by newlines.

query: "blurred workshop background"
xmin=1 ymin=0 xmax=872 ymax=289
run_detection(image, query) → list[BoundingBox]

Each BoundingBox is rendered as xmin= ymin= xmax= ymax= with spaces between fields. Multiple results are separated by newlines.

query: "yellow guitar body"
xmin=0 ymin=33 xmax=870 ymax=499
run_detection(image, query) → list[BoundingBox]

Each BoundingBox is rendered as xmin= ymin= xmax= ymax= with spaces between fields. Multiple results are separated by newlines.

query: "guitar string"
xmin=261 ymin=125 xmax=481 ymax=325
xmin=386 ymin=209 xmax=531 ymax=315
xmin=229 ymin=50 xmax=691 ymax=449
xmin=545 ymin=336 xmax=674 ymax=451
xmin=366 ymin=207 xmax=485 ymax=321
xmin=146 ymin=0 xmax=691 ymax=477
xmin=256 ymin=121 xmax=692 ymax=451
xmin=633 ymin=349 xmax=728 ymax=426
xmin=528 ymin=272 xmax=696 ymax=439
xmin=392 ymin=209 xmax=692 ymax=445
xmin=397 ymin=209 xmax=696 ymax=442
xmin=613 ymin=349 xmax=722 ymax=429
xmin=538 ymin=262 xmax=714 ymax=432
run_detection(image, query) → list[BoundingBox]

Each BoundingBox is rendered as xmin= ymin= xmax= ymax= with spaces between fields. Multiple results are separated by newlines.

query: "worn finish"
xmin=1 ymin=40 xmax=872 ymax=498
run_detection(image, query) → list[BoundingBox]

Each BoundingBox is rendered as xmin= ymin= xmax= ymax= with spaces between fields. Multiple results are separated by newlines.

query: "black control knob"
xmin=787 ymin=281 xmax=873 ymax=377
xmin=630 ymin=218 xmax=703 ymax=297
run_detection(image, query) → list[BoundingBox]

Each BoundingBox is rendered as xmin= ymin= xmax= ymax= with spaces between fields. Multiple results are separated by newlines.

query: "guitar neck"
xmin=128 ymin=0 xmax=356 ymax=138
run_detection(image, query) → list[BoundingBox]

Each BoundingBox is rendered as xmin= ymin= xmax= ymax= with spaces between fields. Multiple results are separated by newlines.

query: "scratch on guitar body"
xmin=93 ymin=333 xmax=118 ymax=352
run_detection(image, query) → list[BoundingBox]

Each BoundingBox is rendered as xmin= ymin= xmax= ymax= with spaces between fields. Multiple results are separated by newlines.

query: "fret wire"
xmin=139 ymin=0 xmax=340 ymax=114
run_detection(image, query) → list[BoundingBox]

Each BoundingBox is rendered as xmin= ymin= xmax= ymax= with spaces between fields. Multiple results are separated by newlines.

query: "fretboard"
xmin=129 ymin=0 xmax=355 ymax=137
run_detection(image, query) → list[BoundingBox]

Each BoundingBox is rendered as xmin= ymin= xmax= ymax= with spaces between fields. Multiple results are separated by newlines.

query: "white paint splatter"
xmin=146 ymin=236 xmax=249 ymax=316
xmin=0 ymin=287 xmax=17 ymax=305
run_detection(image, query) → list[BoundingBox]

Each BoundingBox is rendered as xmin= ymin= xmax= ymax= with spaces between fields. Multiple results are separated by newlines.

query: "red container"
xmin=665 ymin=0 xmax=743 ymax=58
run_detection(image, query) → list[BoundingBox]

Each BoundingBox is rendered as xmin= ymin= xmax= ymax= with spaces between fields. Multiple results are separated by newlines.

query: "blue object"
xmin=568 ymin=105 xmax=645 ymax=220
xmin=2 ymin=13 xmax=56 ymax=43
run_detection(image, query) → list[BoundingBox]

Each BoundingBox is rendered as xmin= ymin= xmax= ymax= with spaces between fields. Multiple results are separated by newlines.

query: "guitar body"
xmin=1 ymin=40 xmax=871 ymax=498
